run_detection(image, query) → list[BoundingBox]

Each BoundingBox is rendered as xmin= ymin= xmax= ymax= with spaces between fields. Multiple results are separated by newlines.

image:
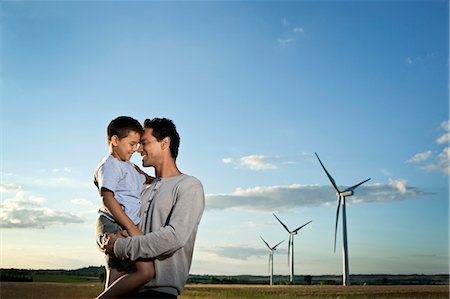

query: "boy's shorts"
xmin=96 ymin=215 xmax=133 ymax=271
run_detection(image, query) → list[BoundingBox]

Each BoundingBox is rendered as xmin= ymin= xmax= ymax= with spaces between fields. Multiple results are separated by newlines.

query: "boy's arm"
xmin=134 ymin=164 xmax=155 ymax=184
xmin=101 ymin=188 xmax=143 ymax=237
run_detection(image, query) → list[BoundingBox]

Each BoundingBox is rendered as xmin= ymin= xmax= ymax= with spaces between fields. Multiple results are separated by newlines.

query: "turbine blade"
xmin=273 ymin=213 xmax=291 ymax=233
xmin=315 ymin=152 xmax=341 ymax=193
xmin=272 ymin=240 xmax=284 ymax=250
xmin=293 ymin=220 xmax=313 ymax=233
xmin=260 ymin=236 xmax=271 ymax=250
xmin=334 ymin=195 xmax=341 ymax=253
xmin=343 ymin=178 xmax=371 ymax=193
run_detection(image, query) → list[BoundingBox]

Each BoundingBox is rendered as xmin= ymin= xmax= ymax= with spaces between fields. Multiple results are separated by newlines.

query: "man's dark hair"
xmin=144 ymin=118 xmax=180 ymax=160
xmin=107 ymin=116 xmax=143 ymax=143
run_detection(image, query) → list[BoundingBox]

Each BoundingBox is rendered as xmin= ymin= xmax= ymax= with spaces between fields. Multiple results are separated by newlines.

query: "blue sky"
xmin=1 ymin=1 xmax=448 ymax=277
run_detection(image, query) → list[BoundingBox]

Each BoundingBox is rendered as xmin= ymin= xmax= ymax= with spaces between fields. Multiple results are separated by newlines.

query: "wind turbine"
xmin=273 ymin=213 xmax=312 ymax=285
xmin=260 ymin=236 xmax=284 ymax=286
xmin=315 ymin=152 xmax=370 ymax=286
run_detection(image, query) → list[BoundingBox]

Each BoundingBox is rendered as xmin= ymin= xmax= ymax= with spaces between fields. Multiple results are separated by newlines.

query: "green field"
xmin=1 ymin=282 xmax=449 ymax=299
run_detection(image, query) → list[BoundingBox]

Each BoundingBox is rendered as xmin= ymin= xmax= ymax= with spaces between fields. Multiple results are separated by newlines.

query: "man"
xmin=102 ymin=117 xmax=205 ymax=298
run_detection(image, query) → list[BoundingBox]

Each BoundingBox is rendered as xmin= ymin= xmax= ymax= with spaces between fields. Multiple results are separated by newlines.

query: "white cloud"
xmin=407 ymin=150 xmax=433 ymax=163
xmin=222 ymin=158 xmax=233 ymax=165
xmin=206 ymin=180 xmax=428 ymax=212
xmin=293 ymin=27 xmax=304 ymax=33
xmin=436 ymin=120 xmax=450 ymax=144
xmin=52 ymin=167 xmax=72 ymax=173
xmin=33 ymin=177 xmax=72 ymax=186
xmin=380 ymin=169 xmax=393 ymax=177
xmin=71 ymin=198 xmax=94 ymax=206
xmin=0 ymin=183 xmax=21 ymax=193
xmin=239 ymin=155 xmax=278 ymax=171
xmin=0 ymin=191 xmax=84 ymax=228
xmin=421 ymin=147 xmax=450 ymax=176
xmin=243 ymin=220 xmax=275 ymax=229
xmin=405 ymin=52 xmax=436 ymax=65
xmin=436 ymin=134 xmax=449 ymax=145
xmin=201 ymin=244 xmax=270 ymax=260
xmin=388 ymin=178 xmax=407 ymax=194
xmin=278 ymin=38 xmax=295 ymax=46
xmin=408 ymin=120 xmax=449 ymax=176
xmin=440 ymin=120 xmax=450 ymax=131
xmin=223 ymin=155 xmax=281 ymax=171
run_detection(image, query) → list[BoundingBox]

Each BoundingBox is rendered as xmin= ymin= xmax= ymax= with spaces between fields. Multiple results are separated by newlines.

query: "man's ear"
xmin=111 ymin=135 xmax=119 ymax=146
xmin=161 ymin=136 xmax=170 ymax=150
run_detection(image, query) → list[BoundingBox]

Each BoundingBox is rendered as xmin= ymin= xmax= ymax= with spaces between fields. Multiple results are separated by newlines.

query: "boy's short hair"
xmin=144 ymin=118 xmax=180 ymax=160
xmin=107 ymin=116 xmax=143 ymax=143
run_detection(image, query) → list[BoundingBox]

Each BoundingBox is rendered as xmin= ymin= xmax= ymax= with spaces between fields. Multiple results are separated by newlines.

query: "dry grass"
xmin=1 ymin=282 xmax=448 ymax=299
xmin=181 ymin=284 xmax=450 ymax=298
xmin=0 ymin=282 xmax=104 ymax=299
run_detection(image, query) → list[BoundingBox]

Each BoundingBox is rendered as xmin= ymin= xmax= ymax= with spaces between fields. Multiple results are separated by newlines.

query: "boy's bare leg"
xmin=96 ymin=259 xmax=154 ymax=299
xmin=104 ymin=268 xmax=126 ymax=290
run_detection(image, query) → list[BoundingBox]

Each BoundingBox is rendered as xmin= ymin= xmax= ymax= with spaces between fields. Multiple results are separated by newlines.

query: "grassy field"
xmin=1 ymin=282 xmax=449 ymax=298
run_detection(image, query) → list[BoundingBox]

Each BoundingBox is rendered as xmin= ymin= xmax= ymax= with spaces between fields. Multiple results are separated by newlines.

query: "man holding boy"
xmin=102 ymin=117 xmax=205 ymax=298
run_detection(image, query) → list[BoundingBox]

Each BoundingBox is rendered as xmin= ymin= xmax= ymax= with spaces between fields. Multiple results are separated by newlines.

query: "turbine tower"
xmin=260 ymin=236 xmax=284 ymax=286
xmin=273 ymin=213 xmax=312 ymax=285
xmin=315 ymin=152 xmax=370 ymax=286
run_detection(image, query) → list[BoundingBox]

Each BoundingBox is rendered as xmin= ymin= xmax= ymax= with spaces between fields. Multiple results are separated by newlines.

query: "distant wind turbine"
xmin=260 ymin=236 xmax=284 ymax=286
xmin=315 ymin=152 xmax=370 ymax=286
xmin=273 ymin=213 xmax=312 ymax=285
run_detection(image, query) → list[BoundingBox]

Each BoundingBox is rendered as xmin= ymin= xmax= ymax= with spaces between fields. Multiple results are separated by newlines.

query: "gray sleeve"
xmin=114 ymin=180 xmax=205 ymax=260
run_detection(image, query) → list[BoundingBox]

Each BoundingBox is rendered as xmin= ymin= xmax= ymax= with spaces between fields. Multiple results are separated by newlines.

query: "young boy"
xmin=94 ymin=116 xmax=155 ymax=299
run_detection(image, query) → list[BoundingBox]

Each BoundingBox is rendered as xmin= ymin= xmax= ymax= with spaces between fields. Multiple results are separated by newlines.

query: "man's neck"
xmin=155 ymin=159 xmax=182 ymax=178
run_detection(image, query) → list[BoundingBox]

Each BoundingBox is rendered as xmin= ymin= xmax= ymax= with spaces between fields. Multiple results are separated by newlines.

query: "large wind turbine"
xmin=260 ymin=236 xmax=284 ymax=286
xmin=273 ymin=213 xmax=312 ymax=285
xmin=315 ymin=152 xmax=370 ymax=286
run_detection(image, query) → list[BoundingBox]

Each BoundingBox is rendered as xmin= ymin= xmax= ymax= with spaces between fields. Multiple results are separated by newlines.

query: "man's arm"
xmin=134 ymin=164 xmax=155 ymax=185
xmin=113 ymin=180 xmax=205 ymax=261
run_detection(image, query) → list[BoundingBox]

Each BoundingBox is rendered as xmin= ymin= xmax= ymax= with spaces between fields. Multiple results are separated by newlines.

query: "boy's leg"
xmin=96 ymin=259 xmax=154 ymax=299
xmin=133 ymin=259 xmax=155 ymax=284
xmin=96 ymin=216 xmax=128 ymax=291
xmin=105 ymin=267 xmax=127 ymax=289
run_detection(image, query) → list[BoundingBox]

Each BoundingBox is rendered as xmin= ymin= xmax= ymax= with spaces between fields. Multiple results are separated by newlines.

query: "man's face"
xmin=138 ymin=128 xmax=163 ymax=167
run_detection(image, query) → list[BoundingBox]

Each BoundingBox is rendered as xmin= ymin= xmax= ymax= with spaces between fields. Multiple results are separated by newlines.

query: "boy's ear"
xmin=111 ymin=135 xmax=120 ymax=146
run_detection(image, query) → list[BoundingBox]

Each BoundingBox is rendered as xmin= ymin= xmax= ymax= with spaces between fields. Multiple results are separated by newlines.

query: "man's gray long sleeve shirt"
xmin=114 ymin=174 xmax=205 ymax=296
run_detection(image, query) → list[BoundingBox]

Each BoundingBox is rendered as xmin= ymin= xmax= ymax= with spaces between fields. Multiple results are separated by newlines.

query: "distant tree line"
xmin=1 ymin=267 xmax=448 ymax=285
xmin=1 ymin=272 xmax=33 ymax=282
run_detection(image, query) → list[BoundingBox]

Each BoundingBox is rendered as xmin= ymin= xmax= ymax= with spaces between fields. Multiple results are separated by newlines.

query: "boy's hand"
xmin=126 ymin=226 xmax=143 ymax=237
xmin=101 ymin=233 xmax=117 ymax=257
xmin=101 ymin=232 xmax=127 ymax=256
xmin=116 ymin=230 xmax=129 ymax=238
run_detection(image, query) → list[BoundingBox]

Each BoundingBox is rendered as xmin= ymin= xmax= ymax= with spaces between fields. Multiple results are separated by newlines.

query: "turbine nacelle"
xmin=340 ymin=190 xmax=353 ymax=197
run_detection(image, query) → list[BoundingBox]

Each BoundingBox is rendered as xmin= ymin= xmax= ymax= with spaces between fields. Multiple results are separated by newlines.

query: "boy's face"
xmin=111 ymin=131 xmax=141 ymax=161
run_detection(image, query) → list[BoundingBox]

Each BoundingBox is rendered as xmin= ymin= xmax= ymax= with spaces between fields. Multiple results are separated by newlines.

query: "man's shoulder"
xmin=178 ymin=174 xmax=202 ymax=187
xmin=167 ymin=174 xmax=204 ymax=194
